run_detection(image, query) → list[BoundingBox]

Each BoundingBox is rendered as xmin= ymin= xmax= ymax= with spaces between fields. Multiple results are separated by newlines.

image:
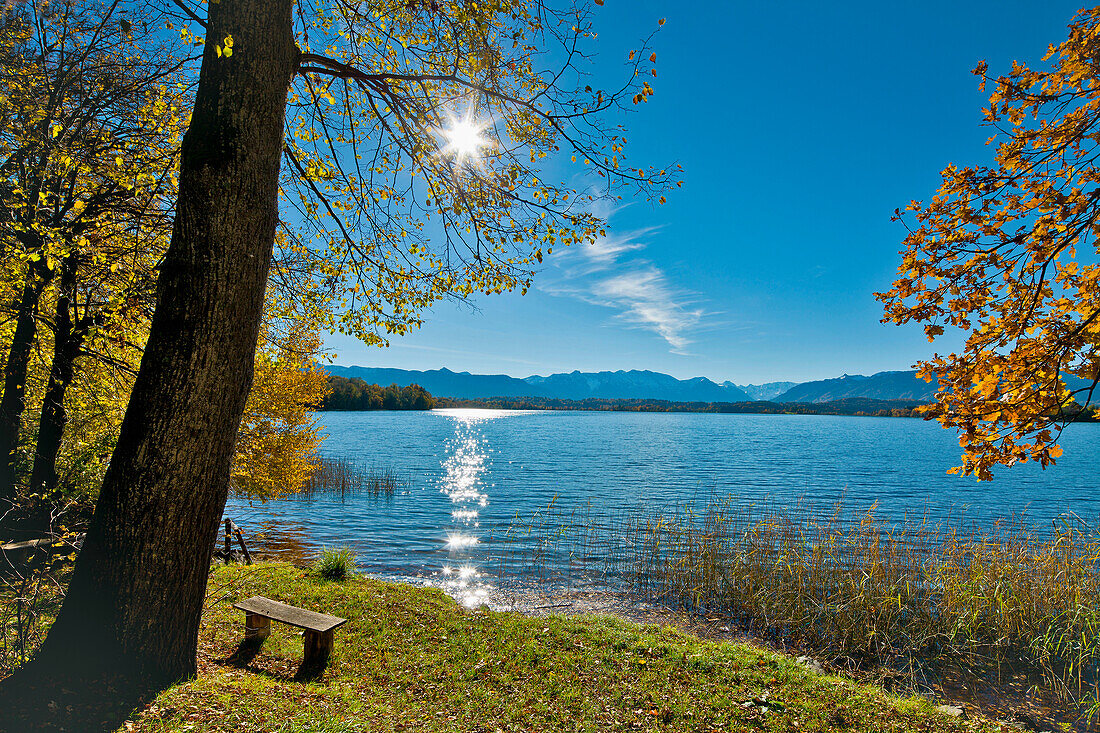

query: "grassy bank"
xmin=503 ymin=498 xmax=1100 ymax=724
xmin=109 ymin=562 xmax=992 ymax=732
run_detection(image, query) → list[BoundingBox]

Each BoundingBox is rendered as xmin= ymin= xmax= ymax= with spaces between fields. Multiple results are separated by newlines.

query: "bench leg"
xmin=245 ymin=612 xmax=271 ymax=641
xmin=303 ymin=628 xmax=334 ymax=667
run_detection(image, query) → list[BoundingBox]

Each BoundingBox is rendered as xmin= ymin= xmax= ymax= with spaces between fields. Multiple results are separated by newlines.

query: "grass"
xmin=122 ymin=562 xmax=997 ymax=732
xmin=500 ymin=497 xmax=1100 ymax=723
xmin=312 ymin=547 xmax=356 ymax=580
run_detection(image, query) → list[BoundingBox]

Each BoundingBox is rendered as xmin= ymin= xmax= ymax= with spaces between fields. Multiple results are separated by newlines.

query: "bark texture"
xmin=28 ymin=261 xmax=82 ymax=495
xmin=0 ymin=260 xmax=50 ymax=503
xmin=27 ymin=0 xmax=297 ymax=687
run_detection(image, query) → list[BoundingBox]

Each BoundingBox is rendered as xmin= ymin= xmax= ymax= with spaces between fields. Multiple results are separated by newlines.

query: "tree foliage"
xmin=0 ymin=1 xmax=329 ymax=508
xmin=230 ymin=296 xmax=329 ymax=502
xmin=879 ymin=8 xmax=1100 ymax=479
xmin=211 ymin=0 xmax=679 ymax=344
xmin=0 ymin=0 xmax=183 ymax=500
xmin=322 ymin=376 xmax=434 ymax=410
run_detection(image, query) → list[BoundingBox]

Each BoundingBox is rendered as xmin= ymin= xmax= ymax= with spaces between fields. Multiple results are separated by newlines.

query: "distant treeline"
xmin=436 ymin=396 xmax=933 ymax=417
xmin=322 ymin=376 xmax=435 ymax=411
xmin=323 ymin=384 xmax=1100 ymax=421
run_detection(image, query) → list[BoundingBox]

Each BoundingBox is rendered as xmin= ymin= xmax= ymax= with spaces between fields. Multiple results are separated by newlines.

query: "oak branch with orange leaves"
xmin=878 ymin=7 xmax=1100 ymax=479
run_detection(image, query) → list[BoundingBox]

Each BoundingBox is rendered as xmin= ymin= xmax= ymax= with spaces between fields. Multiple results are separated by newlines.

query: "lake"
xmin=225 ymin=409 xmax=1100 ymax=605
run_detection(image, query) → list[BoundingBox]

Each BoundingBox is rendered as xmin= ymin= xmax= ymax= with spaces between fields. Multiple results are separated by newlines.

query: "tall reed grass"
xmin=502 ymin=497 xmax=1100 ymax=715
xmin=299 ymin=457 xmax=406 ymax=499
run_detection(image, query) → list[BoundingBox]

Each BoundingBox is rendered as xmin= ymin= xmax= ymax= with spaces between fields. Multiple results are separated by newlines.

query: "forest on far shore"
xmin=321 ymin=376 xmax=436 ymax=411
xmin=321 ymin=377 xmax=1100 ymax=422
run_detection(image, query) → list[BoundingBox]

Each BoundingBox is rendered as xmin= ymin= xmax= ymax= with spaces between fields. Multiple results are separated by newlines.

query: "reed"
xmin=502 ymin=497 xmax=1100 ymax=715
xmin=298 ymin=457 xmax=406 ymax=499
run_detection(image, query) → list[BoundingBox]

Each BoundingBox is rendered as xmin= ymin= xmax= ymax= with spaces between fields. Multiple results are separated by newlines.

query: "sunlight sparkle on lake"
xmin=432 ymin=407 xmax=537 ymax=420
xmin=445 ymin=532 xmax=479 ymax=549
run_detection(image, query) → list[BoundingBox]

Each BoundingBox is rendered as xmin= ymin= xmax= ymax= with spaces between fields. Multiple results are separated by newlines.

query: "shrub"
xmin=313 ymin=547 xmax=357 ymax=580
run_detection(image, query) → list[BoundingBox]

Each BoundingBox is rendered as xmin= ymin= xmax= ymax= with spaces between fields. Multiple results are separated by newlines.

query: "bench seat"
xmin=232 ymin=595 xmax=347 ymax=667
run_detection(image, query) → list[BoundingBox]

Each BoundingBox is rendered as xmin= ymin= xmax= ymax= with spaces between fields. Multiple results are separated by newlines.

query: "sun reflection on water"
xmin=434 ymin=409 xmax=509 ymax=607
xmin=435 ymin=407 xmax=497 ymax=603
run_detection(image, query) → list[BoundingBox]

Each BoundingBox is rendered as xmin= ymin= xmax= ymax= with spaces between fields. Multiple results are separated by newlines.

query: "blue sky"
xmin=326 ymin=0 xmax=1084 ymax=384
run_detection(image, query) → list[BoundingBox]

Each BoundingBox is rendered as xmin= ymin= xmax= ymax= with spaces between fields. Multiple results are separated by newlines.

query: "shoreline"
xmin=234 ymin=550 xmax=1089 ymax=732
xmin=439 ymin=571 xmax=1090 ymax=732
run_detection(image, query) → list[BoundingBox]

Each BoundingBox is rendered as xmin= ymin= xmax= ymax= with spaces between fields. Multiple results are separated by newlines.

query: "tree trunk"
xmin=24 ymin=0 xmax=297 ymax=690
xmin=28 ymin=261 xmax=81 ymax=495
xmin=0 ymin=260 xmax=51 ymax=505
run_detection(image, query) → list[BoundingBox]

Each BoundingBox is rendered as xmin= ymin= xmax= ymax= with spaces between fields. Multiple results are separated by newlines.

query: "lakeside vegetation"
xmin=505 ymin=498 xmax=1100 ymax=727
xmin=0 ymin=562 xmax=1000 ymax=731
xmin=298 ymin=456 xmax=408 ymax=499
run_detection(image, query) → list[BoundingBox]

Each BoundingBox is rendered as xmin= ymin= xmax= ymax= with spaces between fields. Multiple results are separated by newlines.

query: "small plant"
xmin=313 ymin=547 xmax=357 ymax=580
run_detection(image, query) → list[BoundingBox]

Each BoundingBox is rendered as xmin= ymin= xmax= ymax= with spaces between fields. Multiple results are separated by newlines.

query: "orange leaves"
xmin=880 ymin=7 xmax=1100 ymax=478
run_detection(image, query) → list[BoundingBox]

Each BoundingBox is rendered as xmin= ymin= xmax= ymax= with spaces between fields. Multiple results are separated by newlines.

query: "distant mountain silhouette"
xmin=524 ymin=370 xmax=751 ymax=401
xmin=325 ymin=366 xmax=752 ymax=402
xmin=325 ymin=366 xmax=536 ymax=399
xmin=775 ymin=371 xmax=936 ymax=403
xmin=323 ymin=365 xmax=1100 ymax=406
xmin=731 ymin=381 xmax=797 ymax=401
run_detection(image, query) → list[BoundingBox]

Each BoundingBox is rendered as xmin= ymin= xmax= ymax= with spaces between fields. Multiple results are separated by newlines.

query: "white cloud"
xmin=540 ymin=225 xmax=707 ymax=353
xmin=584 ymin=229 xmax=651 ymax=264
xmin=592 ymin=267 xmax=704 ymax=353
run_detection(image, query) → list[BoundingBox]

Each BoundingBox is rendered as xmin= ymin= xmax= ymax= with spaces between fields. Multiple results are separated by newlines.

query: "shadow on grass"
xmin=218 ymin=636 xmax=329 ymax=683
xmin=0 ymin=662 xmax=155 ymax=733
xmin=222 ymin=635 xmax=265 ymax=667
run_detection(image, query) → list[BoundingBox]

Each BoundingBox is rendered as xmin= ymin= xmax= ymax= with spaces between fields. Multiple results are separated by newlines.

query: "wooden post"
xmin=303 ymin=628 xmax=333 ymax=667
xmin=244 ymin=612 xmax=270 ymax=641
xmin=232 ymin=524 xmax=252 ymax=565
xmin=224 ymin=518 xmax=232 ymax=562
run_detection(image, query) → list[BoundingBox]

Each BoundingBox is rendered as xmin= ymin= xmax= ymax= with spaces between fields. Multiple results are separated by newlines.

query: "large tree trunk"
xmin=28 ymin=261 xmax=82 ymax=496
xmin=20 ymin=0 xmax=297 ymax=692
xmin=0 ymin=260 xmax=51 ymax=505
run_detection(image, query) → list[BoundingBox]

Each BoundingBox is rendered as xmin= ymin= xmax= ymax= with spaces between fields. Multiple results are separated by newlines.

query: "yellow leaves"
xmin=232 ymin=300 xmax=328 ymax=502
xmin=215 ymin=35 xmax=234 ymax=58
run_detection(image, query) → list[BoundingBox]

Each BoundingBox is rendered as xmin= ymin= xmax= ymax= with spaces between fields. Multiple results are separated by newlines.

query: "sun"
xmin=437 ymin=112 xmax=491 ymax=165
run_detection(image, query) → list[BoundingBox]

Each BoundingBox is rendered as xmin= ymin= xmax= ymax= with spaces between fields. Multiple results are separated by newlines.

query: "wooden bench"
xmin=232 ymin=595 xmax=348 ymax=667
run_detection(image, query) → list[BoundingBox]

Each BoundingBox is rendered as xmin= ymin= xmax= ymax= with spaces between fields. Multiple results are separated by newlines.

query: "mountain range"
xmin=325 ymin=366 xmax=939 ymax=404
xmin=733 ymin=381 xmax=799 ymax=401
xmin=776 ymin=371 xmax=937 ymax=403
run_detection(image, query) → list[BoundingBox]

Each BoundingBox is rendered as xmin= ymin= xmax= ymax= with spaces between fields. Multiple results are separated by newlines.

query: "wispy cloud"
xmin=592 ymin=267 xmax=704 ymax=353
xmin=540 ymin=224 xmax=708 ymax=354
xmin=585 ymin=230 xmax=649 ymax=264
